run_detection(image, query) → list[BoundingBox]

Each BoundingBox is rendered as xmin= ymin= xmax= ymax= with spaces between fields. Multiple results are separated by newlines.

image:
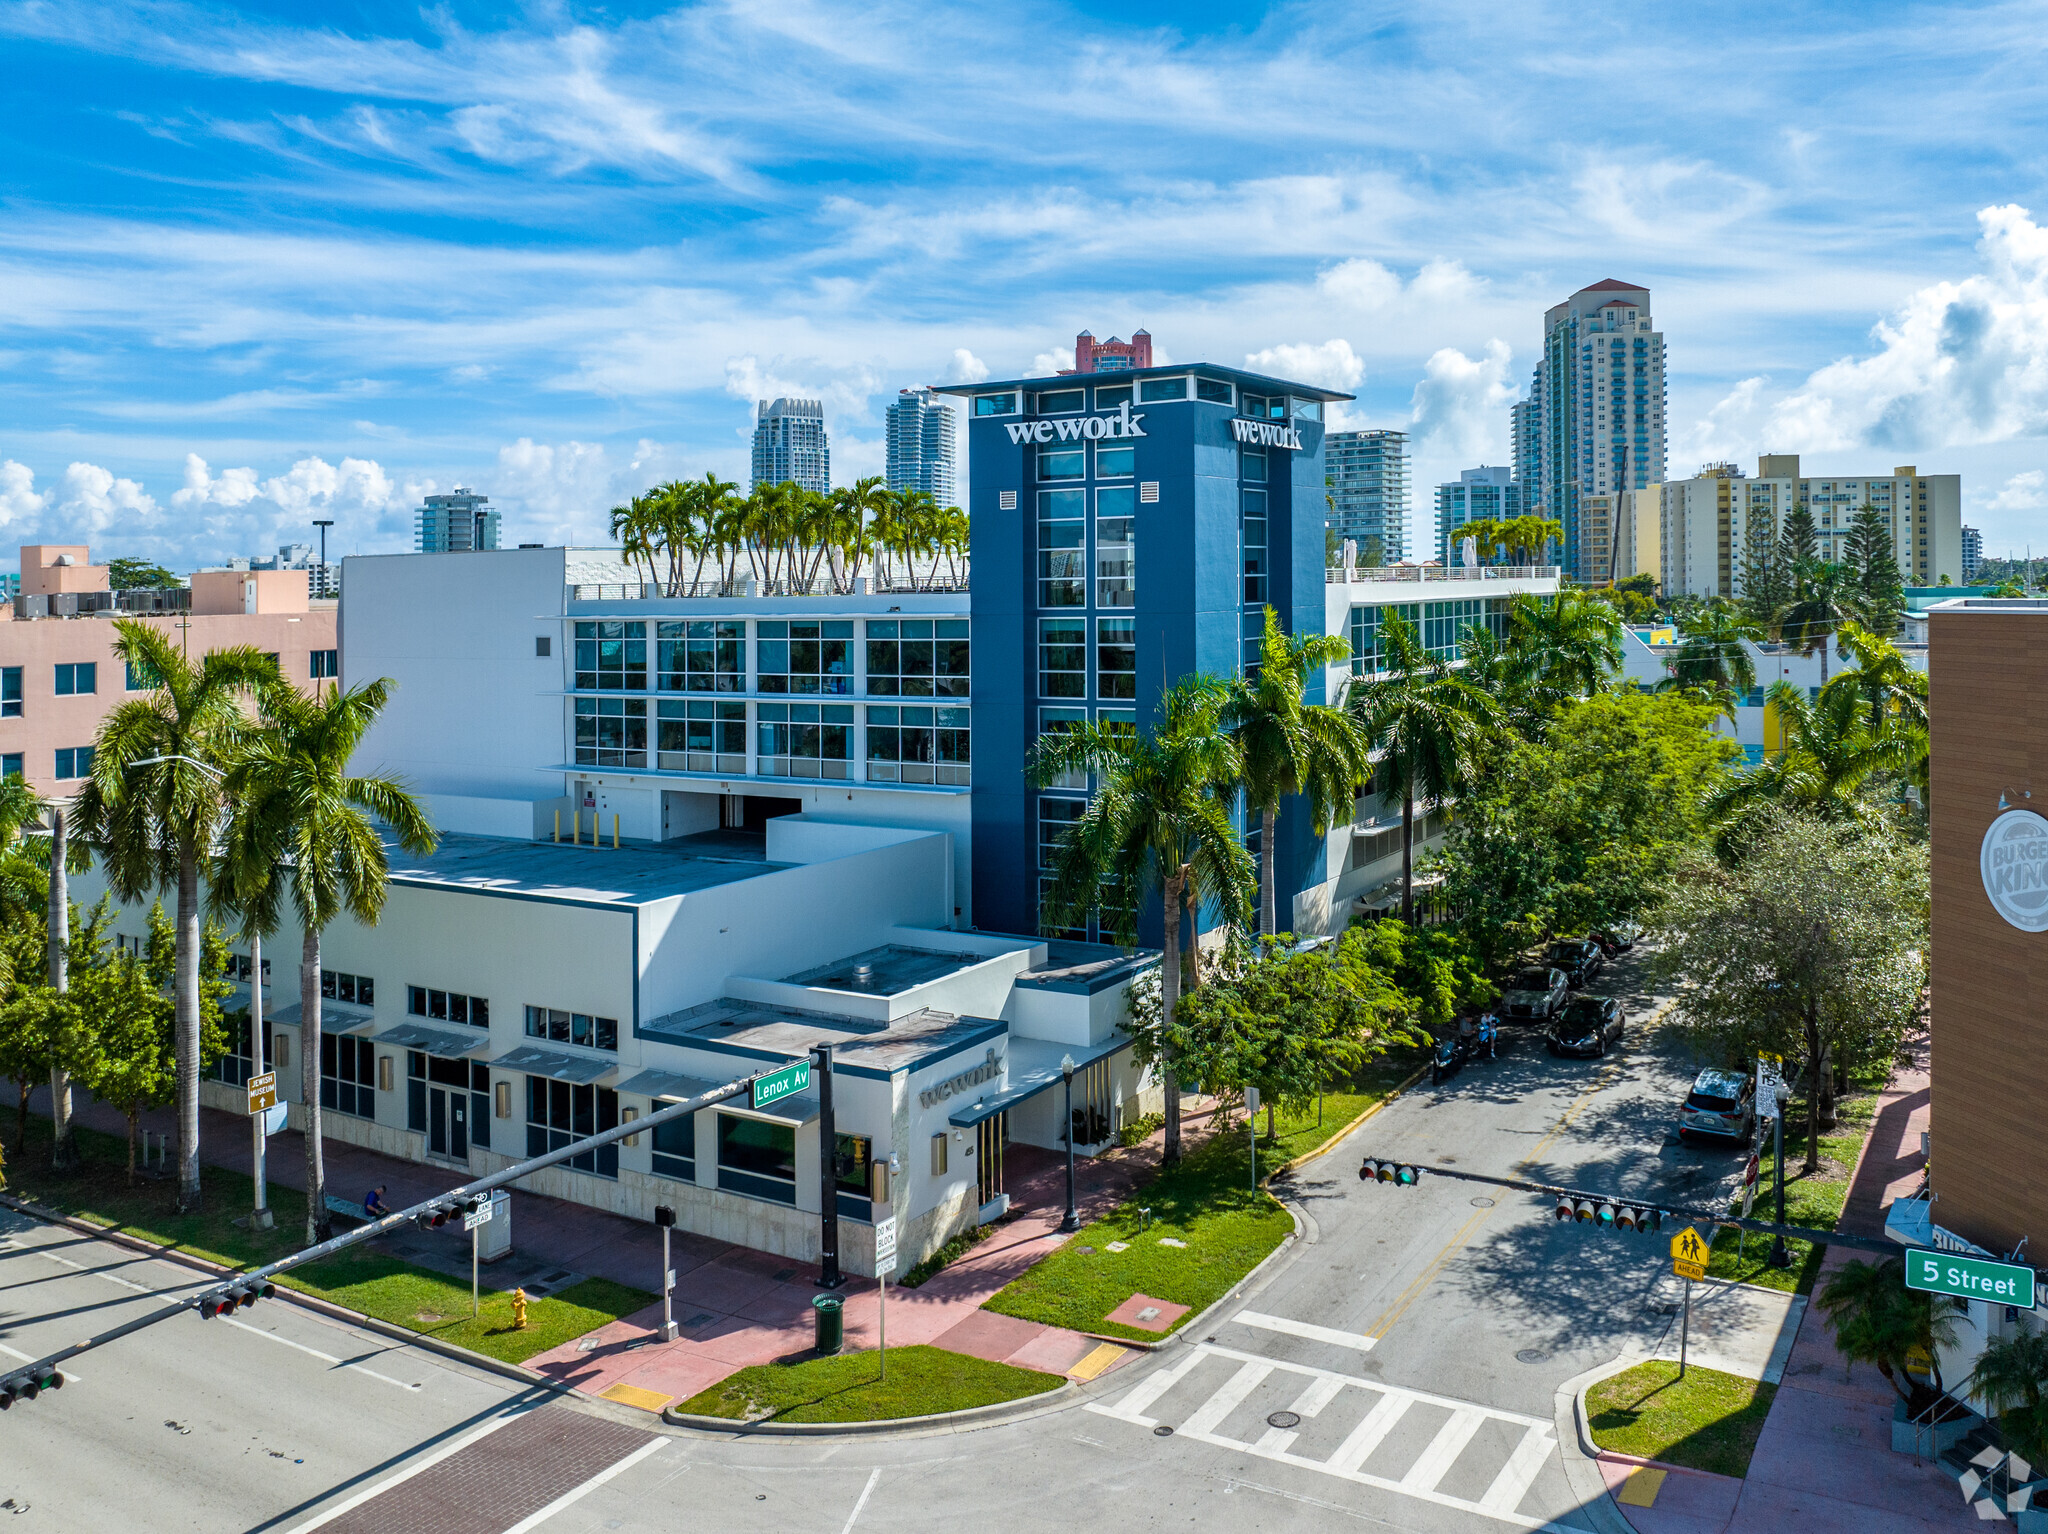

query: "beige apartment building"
xmin=1640 ymin=455 xmax=1961 ymax=599
xmin=0 ymin=545 xmax=338 ymax=795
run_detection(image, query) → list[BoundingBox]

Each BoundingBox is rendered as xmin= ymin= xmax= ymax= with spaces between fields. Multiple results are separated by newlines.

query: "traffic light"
xmin=1596 ymin=1202 xmax=1618 ymax=1230
xmin=198 ymin=1279 xmax=275 ymax=1318
xmin=1358 ymin=1158 xmax=1420 ymax=1186
xmin=1574 ymin=1199 xmax=1597 ymax=1223
xmin=0 ymin=1368 xmax=61 ymax=1408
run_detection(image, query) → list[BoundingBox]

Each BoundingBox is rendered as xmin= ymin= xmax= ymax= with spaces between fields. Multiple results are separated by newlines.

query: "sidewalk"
xmin=15 ymin=1084 xmax=1223 ymax=1409
xmin=1610 ymin=1032 xmax=1968 ymax=1533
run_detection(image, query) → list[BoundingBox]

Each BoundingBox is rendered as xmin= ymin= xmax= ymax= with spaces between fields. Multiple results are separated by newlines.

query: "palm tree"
xmin=1660 ymin=601 xmax=1760 ymax=701
xmin=215 ymin=678 xmax=437 ymax=1242
xmin=72 ymin=620 xmax=277 ymax=1211
xmin=1707 ymin=678 xmax=1908 ymax=845
xmin=1029 ymin=678 xmax=1252 ymax=1163
xmin=1506 ymin=588 xmax=1624 ymax=707
xmin=1220 ymin=608 xmax=1364 ymax=934
xmin=1774 ymin=560 xmax=1855 ymax=681
xmin=1823 ymin=621 xmax=1929 ymax=803
xmin=1344 ymin=612 xmax=1502 ymax=923
xmin=607 ymin=491 xmax=660 ymax=592
xmin=1966 ymin=1327 xmax=2048 ymax=1465
xmin=1818 ymin=1256 xmax=1956 ymax=1415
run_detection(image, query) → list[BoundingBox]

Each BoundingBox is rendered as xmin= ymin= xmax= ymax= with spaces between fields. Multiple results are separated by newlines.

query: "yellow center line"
xmin=1364 ymin=1063 xmax=1624 ymax=1340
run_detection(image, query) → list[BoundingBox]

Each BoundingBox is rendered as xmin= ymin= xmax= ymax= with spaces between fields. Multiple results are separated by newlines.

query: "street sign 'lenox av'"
xmin=751 ymin=1059 xmax=811 ymax=1112
xmin=1905 ymin=1248 xmax=2036 ymax=1310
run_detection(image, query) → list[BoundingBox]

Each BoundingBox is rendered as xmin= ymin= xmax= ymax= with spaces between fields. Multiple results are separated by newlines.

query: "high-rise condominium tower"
xmin=1324 ymin=429 xmax=1409 ymax=562
xmin=885 ymin=388 xmax=957 ymax=506
xmin=1526 ymin=280 xmax=1666 ymax=578
xmin=416 ymin=489 xmax=498 ymax=553
xmin=750 ymin=398 xmax=830 ymax=493
xmin=1435 ymin=467 xmax=1521 ymax=565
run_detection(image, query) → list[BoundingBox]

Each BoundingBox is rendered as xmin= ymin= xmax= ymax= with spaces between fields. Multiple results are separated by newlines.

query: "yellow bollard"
xmin=511 ymin=1288 xmax=529 ymax=1329
xmin=571 ymin=810 xmax=579 ymax=846
xmin=553 ymin=809 xmax=560 ymax=843
xmin=612 ymin=813 xmax=620 ymax=849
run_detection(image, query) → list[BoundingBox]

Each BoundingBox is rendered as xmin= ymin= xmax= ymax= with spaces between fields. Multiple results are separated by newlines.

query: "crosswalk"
xmin=1086 ymin=1341 xmax=1568 ymax=1530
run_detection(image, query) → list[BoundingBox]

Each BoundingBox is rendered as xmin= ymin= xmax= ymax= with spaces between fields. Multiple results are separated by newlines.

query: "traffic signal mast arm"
xmin=1 ymin=1068 xmax=769 ymax=1409
xmin=1359 ymin=1155 xmax=1917 ymax=1260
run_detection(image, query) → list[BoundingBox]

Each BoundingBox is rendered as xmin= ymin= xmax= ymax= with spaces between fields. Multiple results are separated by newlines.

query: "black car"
xmin=1499 ymin=966 xmax=1569 ymax=1023
xmin=1544 ymin=938 xmax=1606 ymax=988
xmin=1546 ymin=994 xmax=1624 ymax=1057
xmin=1593 ymin=924 xmax=1639 ymax=957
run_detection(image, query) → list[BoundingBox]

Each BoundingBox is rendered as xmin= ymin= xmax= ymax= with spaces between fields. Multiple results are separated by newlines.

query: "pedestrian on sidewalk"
xmin=364 ymin=1185 xmax=389 ymax=1218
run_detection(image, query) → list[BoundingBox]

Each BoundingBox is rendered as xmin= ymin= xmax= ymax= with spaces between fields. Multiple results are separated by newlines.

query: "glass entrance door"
xmin=427 ymin=1085 xmax=469 ymax=1161
xmin=976 ymin=1112 xmax=1006 ymax=1208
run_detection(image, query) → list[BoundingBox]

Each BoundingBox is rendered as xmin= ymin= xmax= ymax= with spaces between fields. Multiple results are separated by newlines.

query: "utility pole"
xmin=47 ymin=798 xmax=76 ymax=1171
xmin=814 ymin=1043 xmax=842 ymax=1288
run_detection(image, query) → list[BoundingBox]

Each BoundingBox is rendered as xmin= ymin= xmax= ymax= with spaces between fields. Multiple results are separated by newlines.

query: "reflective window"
xmin=1 ymin=667 xmax=18 ymax=717
xmin=525 ymin=1004 xmax=618 ymax=1052
xmin=657 ymin=699 xmax=745 ymax=771
xmin=54 ymin=662 xmax=96 ymax=696
xmin=866 ymin=705 xmax=970 ymax=785
xmin=573 ymin=621 xmax=646 ymax=690
xmin=1096 ymin=486 xmax=1135 ymax=609
xmin=1093 ymin=384 xmax=1132 ymax=409
xmin=1195 ymin=378 xmax=1234 ymax=403
xmin=1241 ymin=489 xmax=1268 ymax=605
xmin=1037 ymin=445 xmax=1084 ymax=481
xmin=717 ymin=1113 xmax=796 ymax=1204
xmin=973 ymin=392 xmax=1019 ymax=416
xmin=1038 ymin=619 xmax=1086 ymax=698
xmin=1037 ymin=489 xmax=1086 ymax=608
xmin=757 ymin=703 xmax=852 ymax=778
xmin=656 ymin=620 xmax=743 ymax=692
xmin=574 ymin=698 xmax=646 ymax=767
xmin=756 ymin=620 xmax=852 ymax=695
xmin=1138 ymin=377 xmax=1187 ymax=402
xmin=1035 ymin=388 xmax=1085 ymax=413
xmin=651 ymin=1110 xmax=695 ymax=1182
xmin=1096 ymin=619 xmax=1136 ymax=700
xmin=866 ymin=619 xmax=969 ymax=697
xmin=321 ymin=1034 xmax=375 ymax=1120
xmin=1095 ymin=443 xmax=1135 ymax=478
xmin=528 ymin=1077 xmax=618 ymax=1178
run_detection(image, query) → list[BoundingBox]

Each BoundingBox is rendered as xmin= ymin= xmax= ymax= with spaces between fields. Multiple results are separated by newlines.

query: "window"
xmin=1038 ymin=619 xmax=1086 ymax=698
xmin=1240 ymin=447 xmax=1267 ymax=484
xmin=1035 ymin=388 xmax=1085 ymax=413
xmin=231 ymin=953 xmax=273 ymax=984
xmin=54 ymin=746 xmax=93 ymax=779
xmin=1038 ymin=797 xmax=1088 ymax=939
xmin=1 ymin=667 xmax=19 ymax=717
xmin=1037 ymin=707 xmax=1087 ymax=790
xmin=1242 ymin=393 xmax=1282 ymax=420
xmin=54 ymin=662 xmax=95 ymax=696
xmin=123 ymin=658 xmax=160 ymax=692
xmin=757 ymin=702 xmax=852 ymax=778
xmin=573 ymin=621 xmax=647 ymax=690
xmin=1096 ymin=619 xmax=1136 ymax=700
xmin=535 ymin=636 xmax=552 ymax=657
xmin=1139 ymin=377 xmax=1187 ymax=402
xmin=651 ymin=1110 xmax=696 ymax=1181
xmin=1 ymin=755 xmax=19 ymax=780
xmin=574 ymin=698 xmax=646 ymax=767
xmin=1037 ymin=488 xmax=1086 ymax=608
xmin=408 ymin=984 xmax=485 ymax=1026
xmin=408 ymin=1053 xmax=491 ymax=1150
xmin=1094 ymin=384 xmax=1132 ymax=409
xmin=657 ymin=699 xmax=745 ymax=772
xmin=321 ymin=1034 xmax=375 ymax=1119
xmin=524 ymin=1003 xmax=617 ymax=1052
xmin=834 ymin=1133 xmax=874 ymax=1221
xmin=1195 ymin=378 xmax=1234 ymax=404
xmin=1241 ymin=488 xmax=1268 ymax=604
xmin=656 ymin=620 xmax=743 ymax=692
xmin=209 ymin=1009 xmax=272 ymax=1087
xmin=756 ymin=620 xmax=852 ymax=694
xmin=1095 ymin=443 xmax=1135 ymax=478
xmin=1037 ymin=444 xmax=1084 ymax=481
xmin=716 ymin=1113 xmax=795 ymax=1204
xmin=528 ymin=1078 xmax=618 ymax=1178
xmin=1096 ymin=487 xmax=1135 ymax=608
xmin=866 ymin=705 xmax=970 ymax=784
xmin=310 ymin=649 xmax=339 ymax=679
xmin=866 ymin=619 xmax=970 ymax=697
xmin=973 ymin=392 xmax=1019 ymax=416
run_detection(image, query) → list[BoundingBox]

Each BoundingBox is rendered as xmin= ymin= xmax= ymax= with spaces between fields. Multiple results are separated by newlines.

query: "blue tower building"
xmin=939 ymin=365 xmax=1353 ymax=942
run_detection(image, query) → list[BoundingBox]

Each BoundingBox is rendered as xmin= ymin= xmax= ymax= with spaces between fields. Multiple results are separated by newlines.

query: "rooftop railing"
xmin=1325 ymin=565 xmax=1560 ymax=585
xmin=568 ymin=573 xmax=969 ymax=603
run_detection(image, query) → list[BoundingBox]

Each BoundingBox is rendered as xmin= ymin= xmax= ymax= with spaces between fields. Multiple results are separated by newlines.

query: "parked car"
xmin=1544 ymin=938 xmax=1606 ymax=987
xmin=1678 ymin=1067 xmax=1756 ymax=1145
xmin=1593 ymin=924 xmax=1640 ymax=957
xmin=1499 ymin=966 xmax=1569 ymax=1023
xmin=1546 ymin=994 xmax=1624 ymax=1057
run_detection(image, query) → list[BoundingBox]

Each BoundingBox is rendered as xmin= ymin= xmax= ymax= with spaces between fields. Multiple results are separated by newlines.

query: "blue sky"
xmin=4 ymin=0 xmax=2048 ymax=569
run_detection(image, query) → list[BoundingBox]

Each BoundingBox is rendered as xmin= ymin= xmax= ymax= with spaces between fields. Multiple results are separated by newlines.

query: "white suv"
xmin=1679 ymin=1068 xmax=1755 ymax=1145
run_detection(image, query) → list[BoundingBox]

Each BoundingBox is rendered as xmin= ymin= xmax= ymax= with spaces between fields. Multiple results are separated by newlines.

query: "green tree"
xmin=74 ymin=926 xmax=177 ymax=1183
xmin=1965 ymin=1328 xmax=2048 ymax=1466
xmin=1221 ymin=607 xmax=1365 ymax=934
xmin=1708 ymin=679 xmax=1909 ymax=846
xmin=1655 ymin=808 xmax=1927 ymax=1168
xmin=1843 ymin=503 xmax=1907 ymax=638
xmin=72 ymin=620 xmax=276 ymax=1211
xmin=107 ymin=558 xmax=181 ymax=590
xmin=1659 ymin=601 xmax=1760 ymax=709
xmin=1506 ymin=588 xmax=1624 ymax=709
xmin=1029 ymin=678 xmax=1253 ymax=1164
xmin=1778 ymin=503 xmax=1819 ymax=568
xmin=1773 ymin=560 xmax=1857 ymax=682
xmin=215 ymin=678 xmax=438 ymax=1241
xmin=1738 ymin=509 xmax=1795 ymax=628
xmin=1345 ymin=612 xmax=1503 ymax=923
xmin=1818 ymin=1256 xmax=1957 ymax=1418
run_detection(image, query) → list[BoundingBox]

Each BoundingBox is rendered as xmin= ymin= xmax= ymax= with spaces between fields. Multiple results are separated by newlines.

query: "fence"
xmin=1326 ymin=565 xmax=1559 ymax=585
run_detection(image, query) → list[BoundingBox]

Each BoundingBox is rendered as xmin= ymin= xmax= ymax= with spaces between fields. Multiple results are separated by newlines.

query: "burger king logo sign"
xmin=1982 ymin=808 xmax=2048 ymax=933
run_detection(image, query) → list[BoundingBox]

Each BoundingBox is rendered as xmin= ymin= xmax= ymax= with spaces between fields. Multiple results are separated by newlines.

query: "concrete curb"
xmin=1552 ymin=1356 xmax=1644 ymax=1534
xmin=1268 ymin=1061 xmax=1432 ymax=1180
xmin=663 ymin=1378 xmax=1076 ymax=1436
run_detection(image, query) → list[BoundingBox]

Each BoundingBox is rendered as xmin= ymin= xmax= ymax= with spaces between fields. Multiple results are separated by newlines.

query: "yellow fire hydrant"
xmin=511 ymin=1288 xmax=529 ymax=1330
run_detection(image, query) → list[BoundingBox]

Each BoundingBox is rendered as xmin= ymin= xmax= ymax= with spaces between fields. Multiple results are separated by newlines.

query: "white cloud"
xmin=946 ymin=348 xmax=989 ymax=385
xmin=1408 ymin=339 xmax=1516 ymax=461
xmin=171 ymin=452 xmax=261 ymax=510
xmin=0 ymin=460 xmax=48 ymax=526
xmin=1030 ymin=346 xmax=1075 ymax=377
xmin=1678 ymin=376 xmax=1770 ymax=469
xmin=1244 ymin=339 xmax=1364 ymax=392
xmin=54 ymin=462 xmax=160 ymax=530
xmin=1990 ymin=469 xmax=2047 ymax=512
xmin=1765 ymin=204 xmax=2048 ymax=450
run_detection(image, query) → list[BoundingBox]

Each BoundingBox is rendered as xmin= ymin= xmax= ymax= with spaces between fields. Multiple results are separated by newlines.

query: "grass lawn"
xmin=983 ymin=1053 xmax=1417 ymax=1342
xmin=1705 ymin=1090 xmax=1877 ymax=1296
xmin=674 ymin=1344 xmax=1062 ymax=1424
xmin=1586 ymin=1360 xmax=1778 ymax=1478
xmin=1 ymin=1115 xmax=651 ymax=1365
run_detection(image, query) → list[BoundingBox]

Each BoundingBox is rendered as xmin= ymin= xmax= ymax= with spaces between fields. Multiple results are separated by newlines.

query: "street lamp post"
xmin=1059 ymin=1054 xmax=1080 ymax=1234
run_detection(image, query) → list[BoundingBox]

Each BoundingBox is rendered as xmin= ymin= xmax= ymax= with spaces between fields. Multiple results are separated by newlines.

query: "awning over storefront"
xmin=489 ymin=1044 xmax=617 ymax=1084
xmin=613 ymin=1068 xmax=727 ymax=1102
xmin=376 ymin=1022 xmax=491 ymax=1057
xmin=267 ymin=1000 xmax=376 ymax=1035
xmin=947 ymin=1035 xmax=1131 ymax=1128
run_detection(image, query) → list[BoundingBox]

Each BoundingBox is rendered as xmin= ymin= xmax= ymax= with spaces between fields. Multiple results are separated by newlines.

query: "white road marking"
xmin=498 ymin=1436 xmax=665 ymax=1534
xmin=0 ymin=1342 xmax=80 ymax=1381
xmin=836 ymin=1467 xmax=882 ymax=1534
xmin=1401 ymin=1406 xmax=1484 ymax=1492
xmin=1092 ymin=1345 xmax=1205 ymax=1425
xmin=1326 ymin=1391 xmax=1411 ymax=1474
xmin=1254 ymin=1374 xmax=1348 ymax=1454
xmin=221 ymin=1316 xmax=421 ymax=1390
xmin=1481 ymin=1424 xmax=1556 ymax=1515
xmin=284 ymin=1407 xmax=537 ymax=1533
xmin=1179 ymin=1361 xmax=1271 ymax=1437
xmin=1232 ymin=1309 xmax=1377 ymax=1352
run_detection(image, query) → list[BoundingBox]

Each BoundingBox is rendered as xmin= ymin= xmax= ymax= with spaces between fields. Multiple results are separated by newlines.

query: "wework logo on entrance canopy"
xmin=919 ymin=1047 xmax=1004 ymax=1109
xmin=1231 ymin=417 xmax=1304 ymax=450
xmin=1003 ymin=402 xmax=1147 ymax=445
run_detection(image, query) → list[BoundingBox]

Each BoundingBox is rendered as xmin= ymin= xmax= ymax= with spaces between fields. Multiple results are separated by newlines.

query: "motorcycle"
xmin=1430 ymin=1032 xmax=1470 ymax=1084
xmin=1471 ymin=1013 xmax=1502 ymax=1061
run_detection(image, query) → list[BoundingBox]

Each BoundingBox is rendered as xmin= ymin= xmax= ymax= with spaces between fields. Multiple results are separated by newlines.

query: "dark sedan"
xmin=1499 ymin=966 xmax=1568 ymax=1023
xmin=1544 ymin=938 xmax=1606 ymax=988
xmin=1546 ymin=994 xmax=1624 ymax=1058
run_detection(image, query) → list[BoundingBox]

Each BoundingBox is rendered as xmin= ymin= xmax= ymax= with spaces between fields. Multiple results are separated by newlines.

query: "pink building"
xmin=0 ymin=546 xmax=338 ymax=795
xmin=1073 ymin=328 xmax=1152 ymax=373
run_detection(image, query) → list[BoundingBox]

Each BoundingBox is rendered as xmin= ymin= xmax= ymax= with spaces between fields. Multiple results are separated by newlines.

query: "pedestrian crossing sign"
xmin=1670 ymin=1226 xmax=1709 ymax=1278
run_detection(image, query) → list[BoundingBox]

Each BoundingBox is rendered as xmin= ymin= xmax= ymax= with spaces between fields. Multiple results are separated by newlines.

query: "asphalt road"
xmin=0 ymin=949 xmax=1750 ymax=1533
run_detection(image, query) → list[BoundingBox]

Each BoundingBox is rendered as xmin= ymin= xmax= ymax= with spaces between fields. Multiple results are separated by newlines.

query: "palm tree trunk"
xmin=127 ymin=1106 xmax=140 ymax=1184
xmin=48 ymin=801 xmax=77 ymax=1172
xmin=1260 ymin=805 xmax=1277 ymax=935
xmin=1161 ymin=870 xmax=1184 ymax=1167
xmin=303 ymin=925 xmax=330 ymax=1243
xmin=174 ymin=848 xmax=203 ymax=1212
xmin=1401 ymin=782 xmax=1416 ymax=925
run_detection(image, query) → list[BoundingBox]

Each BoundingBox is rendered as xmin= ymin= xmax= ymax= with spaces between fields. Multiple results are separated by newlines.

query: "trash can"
xmin=812 ymin=1293 xmax=844 ymax=1355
